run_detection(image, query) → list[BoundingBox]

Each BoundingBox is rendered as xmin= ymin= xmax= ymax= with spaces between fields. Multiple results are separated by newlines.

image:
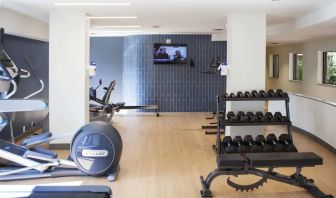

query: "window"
xmin=269 ymin=54 xmax=279 ymax=78
xmin=293 ymin=54 xmax=303 ymax=81
xmin=289 ymin=53 xmax=303 ymax=81
xmin=322 ymin=51 xmax=336 ymax=85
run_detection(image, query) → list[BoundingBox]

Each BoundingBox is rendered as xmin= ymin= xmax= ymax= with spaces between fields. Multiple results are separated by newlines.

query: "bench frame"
xmin=200 ymin=164 xmax=333 ymax=198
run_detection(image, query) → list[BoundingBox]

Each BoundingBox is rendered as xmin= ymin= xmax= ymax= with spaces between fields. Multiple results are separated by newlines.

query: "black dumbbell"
xmin=255 ymin=135 xmax=273 ymax=152
xmin=264 ymin=112 xmax=273 ymax=122
xmin=243 ymin=135 xmax=260 ymax=152
xmin=251 ymin=90 xmax=258 ymax=97
xmin=278 ymin=134 xmax=298 ymax=152
xmin=276 ymin=89 xmax=289 ymax=98
xmin=233 ymin=136 xmax=248 ymax=153
xmin=229 ymin=93 xmax=235 ymax=98
xmin=275 ymin=89 xmax=283 ymax=97
xmin=267 ymin=89 xmax=276 ymax=97
xmin=236 ymin=91 xmax=244 ymax=98
xmin=246 ymin=112 xmax=258 ymax=123
xmin=223 ymin=93 xmax=229 ymax=98
xmin=227 ymin=111 xmax=238 ymax=122
xmin=244 ymin=91 xmax=251 ymax=98
xmin=258 ymin=90 xmax=268 ymax=98
xmin=236 ymin=111 xmax=249 ymax=123
xmin=273 ymin=112 xmax=288 ymax=122
xmin=266 ymin=134 xmax=284 ymax=152
xmin=222 ymin=136 xmax=235 ymax=153
xmin=255 ymin=111 xmax=268 ymax=122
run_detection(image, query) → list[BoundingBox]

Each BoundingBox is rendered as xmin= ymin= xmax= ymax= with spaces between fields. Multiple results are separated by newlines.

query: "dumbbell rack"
xmin=213 ymin=94 xmax=291 ymax=154
xmin=200 ymin=92 xmax=334 ymax=198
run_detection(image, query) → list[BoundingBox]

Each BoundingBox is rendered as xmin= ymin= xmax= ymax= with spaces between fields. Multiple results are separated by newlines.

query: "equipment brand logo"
xmin=82 ymin=150 xmax=108 ymax=157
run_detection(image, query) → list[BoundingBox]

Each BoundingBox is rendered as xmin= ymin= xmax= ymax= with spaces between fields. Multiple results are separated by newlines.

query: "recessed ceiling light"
xmin=91 ymin=30 xmax=143 ymax=33
xmin=94 ymin=25 xmax=142 ymax=28
xmin=153 ymin=25 xmax=160 ymax=28
xmin=54 ymin=2 xmax=131 ymax=6
xmin=89 ymin=16 xmax=137 ymax=19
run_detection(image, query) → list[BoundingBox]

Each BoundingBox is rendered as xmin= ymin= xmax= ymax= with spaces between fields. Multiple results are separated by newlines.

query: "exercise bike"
xmin=89 ymin=80 xmax=120 ymax=124
xmin=89 ymin=79 xmax=160 ymax=123
xmin=201 ymin=57 xmax=226 ymax=135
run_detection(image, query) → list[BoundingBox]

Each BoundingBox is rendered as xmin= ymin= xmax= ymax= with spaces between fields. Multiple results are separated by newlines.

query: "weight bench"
xmin=200 ymin=152 xmax=333 ymax=198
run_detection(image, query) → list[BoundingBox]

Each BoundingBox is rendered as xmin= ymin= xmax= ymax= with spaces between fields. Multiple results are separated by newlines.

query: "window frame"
xmin=322 ymin=51 xmax=336 ymax=86
xmin=292 ymin=53 xmax=303 ymax=81
xmin=269 ymin=54 xmax=279 ymax=79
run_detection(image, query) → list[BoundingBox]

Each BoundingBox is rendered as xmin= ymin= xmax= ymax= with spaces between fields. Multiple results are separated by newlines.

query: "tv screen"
xmin=154 ymin=44 xmax=187 ymax=64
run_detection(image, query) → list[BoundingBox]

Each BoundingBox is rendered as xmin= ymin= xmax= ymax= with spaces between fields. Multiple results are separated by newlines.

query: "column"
xmin=49 ymin=11 xmax=90 ymax=143
xmin=226 ymin=13 xmax=266 ymax=136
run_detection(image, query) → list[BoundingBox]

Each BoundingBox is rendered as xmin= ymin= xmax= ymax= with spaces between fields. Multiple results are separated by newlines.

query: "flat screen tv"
xmin=153 ymin=43 xmax=187 ymax=64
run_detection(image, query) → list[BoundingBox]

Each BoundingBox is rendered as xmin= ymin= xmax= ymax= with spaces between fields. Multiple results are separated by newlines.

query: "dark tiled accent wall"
xmin=1 ymin=34 xmax=49 ymax=140
xmin=123 ymin=35 xmax=226 ymax=112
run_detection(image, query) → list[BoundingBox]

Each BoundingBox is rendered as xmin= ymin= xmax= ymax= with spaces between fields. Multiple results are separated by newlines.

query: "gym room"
xmin=0 ymin=0 xmax=336 ymax=197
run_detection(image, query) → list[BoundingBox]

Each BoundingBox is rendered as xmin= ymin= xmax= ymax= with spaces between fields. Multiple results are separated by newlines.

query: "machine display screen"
xmin=0 ymin=139 xmax=26 ymax=156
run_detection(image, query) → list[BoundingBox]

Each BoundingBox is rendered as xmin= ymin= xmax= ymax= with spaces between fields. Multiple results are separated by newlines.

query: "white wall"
xmin=211 ymin=32 xmax=226 ymax=41
xmin=49 ymin=11 xmax=90 ymax=143
xmin=269 ymin=93 xmax=336 ymax=149
xmin=266 ymin=37 xmax=336 ymax=102
xmin=0 ymin=7 xmax=48 ymax=41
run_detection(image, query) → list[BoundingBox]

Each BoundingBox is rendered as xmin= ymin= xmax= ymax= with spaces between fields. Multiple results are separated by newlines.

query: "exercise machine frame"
xmin=90 ymin=79 xmax=160 ymax=123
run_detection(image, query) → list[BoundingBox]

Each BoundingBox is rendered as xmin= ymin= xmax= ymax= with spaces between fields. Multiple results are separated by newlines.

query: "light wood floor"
xmin=4 ymin=113 xmax=336 ymax=197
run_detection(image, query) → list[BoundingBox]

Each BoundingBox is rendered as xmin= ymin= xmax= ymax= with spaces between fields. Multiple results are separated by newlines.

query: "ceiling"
xmin=1 ymin=0 xmax=336 ymax=43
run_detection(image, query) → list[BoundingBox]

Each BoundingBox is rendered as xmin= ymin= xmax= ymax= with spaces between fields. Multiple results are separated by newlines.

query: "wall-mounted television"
xmin=153 ymin=43 xmax=187 ymax=64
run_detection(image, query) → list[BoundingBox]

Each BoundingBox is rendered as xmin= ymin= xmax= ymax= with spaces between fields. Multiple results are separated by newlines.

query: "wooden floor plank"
xmin=2 ymin=112 xmax=335 ymax=198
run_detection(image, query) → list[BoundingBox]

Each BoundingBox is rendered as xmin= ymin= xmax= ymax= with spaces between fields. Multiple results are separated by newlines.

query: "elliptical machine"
xmin=0 ymin=28 xmax=123 ymax=182
xmin=0 ymin=62 xmax=123 ymax=181
xmin=0 ymin=28 xmax=47 ymax=143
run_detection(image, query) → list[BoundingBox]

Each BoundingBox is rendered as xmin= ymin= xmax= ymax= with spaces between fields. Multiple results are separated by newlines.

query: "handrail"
xmin=288 ymin=92 xmax=336 ymax=107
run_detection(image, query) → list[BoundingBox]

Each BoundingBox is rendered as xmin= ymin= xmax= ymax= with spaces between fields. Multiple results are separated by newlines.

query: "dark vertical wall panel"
xmin=90 ymin=37 xmax=124 ymax=102
xmin=123 ymin=35 xmax=226 ymax=112
xmin=1 ymin=34 xmax=49 ymax=140
xmin=3 ymin=34 xmax=49 ymax=99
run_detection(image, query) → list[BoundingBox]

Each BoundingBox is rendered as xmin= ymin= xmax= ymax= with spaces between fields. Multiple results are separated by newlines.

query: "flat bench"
xmin=201 ymin=152 xmax=333 ymax=198
xmin=217 ymin=152 xmax=323 ymax=168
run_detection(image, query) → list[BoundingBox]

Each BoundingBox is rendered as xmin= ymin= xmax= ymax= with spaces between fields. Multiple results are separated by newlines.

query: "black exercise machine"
xmin=200 ymin=90 xmax=333 ymax=198
xmin=89 ymin=79 xmax=159 ymax=123
xmin=201 ymin=57 xmax=224 ymax=75
xmin=0 ymin=27 xmax=116 ymax=197
xmin=90 ymin=80 xmax=118 ymax=124
xmin=0 ymin=27 xmax=48 ymax=143
xmin=201 ymin=57 xmax=226 ymax=134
